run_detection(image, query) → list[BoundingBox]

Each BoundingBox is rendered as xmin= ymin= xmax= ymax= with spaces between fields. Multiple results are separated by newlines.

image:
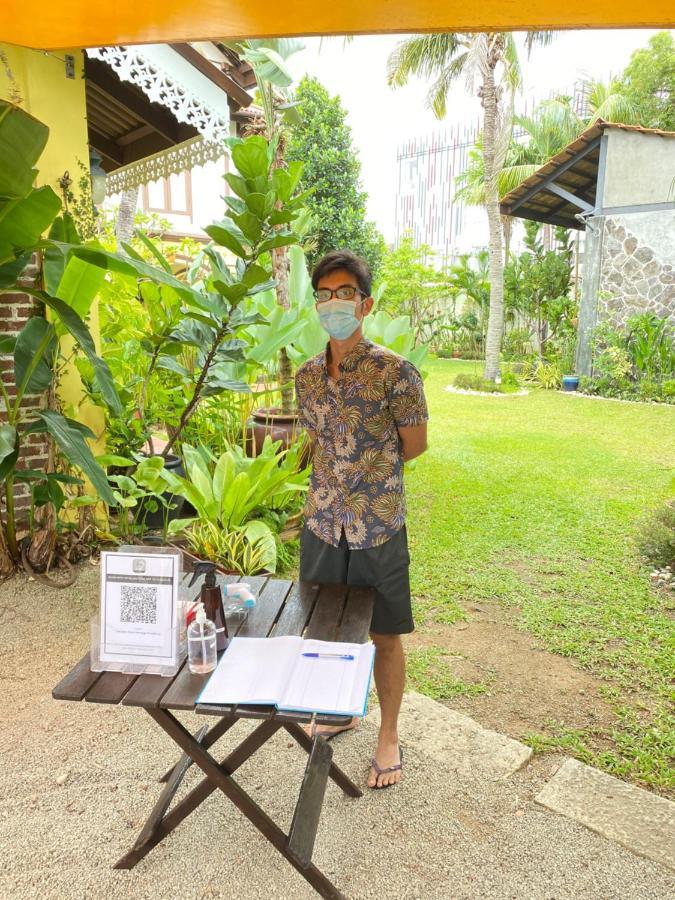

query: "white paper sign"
xmin=99 ymin=550 xmax=180 ymax=667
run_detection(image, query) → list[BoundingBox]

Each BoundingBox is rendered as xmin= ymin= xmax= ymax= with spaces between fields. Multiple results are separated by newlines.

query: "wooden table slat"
xmin=122 ymin=663 xmax=186 ymax=708
xmin=52 ymin=652 xmax=101 ymax=701
xmin=85 ymin=670 xmax=139 ymax=704
xmin=271 ymin=582 xmax=319 ymax=637
xmin=337 ymin=587 xmax=375 ymax=643
xmin=304 ymin=583 xmax=348 ymax=641
xmin=159 ymin=664 xmax=212 ymax=710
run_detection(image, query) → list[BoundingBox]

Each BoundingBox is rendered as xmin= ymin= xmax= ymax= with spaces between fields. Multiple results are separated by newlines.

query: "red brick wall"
xmin=0 ymin=260 xmax=50 ymax=521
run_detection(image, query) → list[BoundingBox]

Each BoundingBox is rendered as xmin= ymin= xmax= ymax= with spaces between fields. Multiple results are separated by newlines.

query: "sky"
xmin=287 ymin=30 xmax=663 ymax=242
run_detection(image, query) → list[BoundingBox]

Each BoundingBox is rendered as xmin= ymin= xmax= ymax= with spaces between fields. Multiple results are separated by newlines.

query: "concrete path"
xmin=3 ymin=686 xmax=674 ymax=898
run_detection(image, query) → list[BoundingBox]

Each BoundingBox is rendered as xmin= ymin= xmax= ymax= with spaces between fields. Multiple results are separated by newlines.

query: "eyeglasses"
xmin=313 ymin=286 xmax=365 ymax=303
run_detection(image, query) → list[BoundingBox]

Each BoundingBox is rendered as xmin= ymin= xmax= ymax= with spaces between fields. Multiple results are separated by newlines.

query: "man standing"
xmin=295 ymin=250 xmax=428 ymax=789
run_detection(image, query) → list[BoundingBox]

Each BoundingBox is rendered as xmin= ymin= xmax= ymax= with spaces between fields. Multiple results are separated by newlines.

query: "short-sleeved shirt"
xmin=295 ymin=338 xmax=429 ymax=550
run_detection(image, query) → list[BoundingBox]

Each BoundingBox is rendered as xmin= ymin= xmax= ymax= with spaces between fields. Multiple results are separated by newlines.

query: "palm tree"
xmin=388 ymin=33 xmax=553 ymax=381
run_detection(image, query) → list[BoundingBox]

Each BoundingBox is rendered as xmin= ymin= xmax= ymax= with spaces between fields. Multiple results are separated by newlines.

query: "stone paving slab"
xmin=535 ymin=757 xmax=675 ymax=871
xmin=366 ymin=690 xmax=533 ymax=778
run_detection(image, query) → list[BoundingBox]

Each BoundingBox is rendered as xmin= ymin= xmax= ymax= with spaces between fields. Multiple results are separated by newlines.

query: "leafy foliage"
xmin=620 ymin=32 xmax=675 ymax=131
xmin=286 ymin=77 xmax=385 ymax=277
xmin=160 ymin=437 xmax=309 ymax=532
xmin=0 ymin=101 xmax=122 ymax=563
xmin=75 ymin=134 xmax=307 ymax=458
xmin=504 ymin=222 xmax=576 ymax=359
xmin=376 ymin=236 xmax=454 ymax=342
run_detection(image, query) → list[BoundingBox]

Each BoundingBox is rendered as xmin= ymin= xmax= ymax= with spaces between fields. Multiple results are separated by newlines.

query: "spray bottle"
xmin=188 ymin=561 xmax=229 ymax=651
xmin=187 ymin=602 xmax=217 ymax=674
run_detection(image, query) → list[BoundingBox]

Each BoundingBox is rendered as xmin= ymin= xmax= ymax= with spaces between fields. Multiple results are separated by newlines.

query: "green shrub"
xmin=662 ymin=379 xmax=675 ymax=400
xmin=454 ymin=373 xmax=503 ymax=393
xmin=638 ymin=502 xmax=675 ymax=569
xmin=500 ymin=372 xmax=520 ymax=389
xmin=523 ymin=360 xmax=562 ymax=390
xmin=637 ymin=379 xmax=661 ymax=401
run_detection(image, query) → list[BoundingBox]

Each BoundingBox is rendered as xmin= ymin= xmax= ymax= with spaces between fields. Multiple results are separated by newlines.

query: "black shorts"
xmin=299 ymin=526 xmax=414 ymax=635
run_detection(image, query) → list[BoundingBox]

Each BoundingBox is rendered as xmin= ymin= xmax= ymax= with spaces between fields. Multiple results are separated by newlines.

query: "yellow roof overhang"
xmin=3 ymin=2 xmax=674 ymax=50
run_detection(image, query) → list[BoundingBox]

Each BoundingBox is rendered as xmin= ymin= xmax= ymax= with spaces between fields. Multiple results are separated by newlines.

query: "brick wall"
xmin=0 ymin=259 xmax=50 ymax=521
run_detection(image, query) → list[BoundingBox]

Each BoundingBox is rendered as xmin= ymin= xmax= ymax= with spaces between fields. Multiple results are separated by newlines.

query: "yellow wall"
xmin=0 ymin=44 xmax=106 ymax=450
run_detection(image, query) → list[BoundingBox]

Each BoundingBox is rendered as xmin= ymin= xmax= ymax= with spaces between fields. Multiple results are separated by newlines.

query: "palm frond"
xmin=387 ymin=33 xmax=464 ymax=87
xmin=462 ymin=33 xmax=490 ymax=95
xmin=502 ymin=34 xmax=522 ymax=92
xmin=587 ymin=80 xmax=642 ymax=125
xmin=524 ymin=31 xmax=559 ymax=54
xmin=498 ymin=163 xmax=539 ymax=196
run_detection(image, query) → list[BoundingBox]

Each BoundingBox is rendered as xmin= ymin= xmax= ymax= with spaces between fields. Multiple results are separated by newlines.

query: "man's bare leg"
xmin=368 ymin=631 xmax=405 ymax=788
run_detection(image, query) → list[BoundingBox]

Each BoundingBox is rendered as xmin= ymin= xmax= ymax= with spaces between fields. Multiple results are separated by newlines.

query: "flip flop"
xmin=369 ymin=745 xmax=403 ymax=789
xmin=309 ymin=719 xmax=357 ymax=742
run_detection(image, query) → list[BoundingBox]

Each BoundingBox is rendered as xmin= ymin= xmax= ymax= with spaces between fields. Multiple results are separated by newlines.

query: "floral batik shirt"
xmin=295 ymin=338 xmax=428 ymax=549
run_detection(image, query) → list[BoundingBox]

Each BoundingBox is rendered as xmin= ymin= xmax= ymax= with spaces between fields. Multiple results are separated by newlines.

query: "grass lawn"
xmin=404 ymin=357 xmax=674 ymax=793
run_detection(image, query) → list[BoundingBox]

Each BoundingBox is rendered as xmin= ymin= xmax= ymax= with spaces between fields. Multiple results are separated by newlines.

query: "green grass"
xmin=406 ymin=357 xmax=675 ymax=793
xmin=406 ymin=647 xmax=495 ymax=700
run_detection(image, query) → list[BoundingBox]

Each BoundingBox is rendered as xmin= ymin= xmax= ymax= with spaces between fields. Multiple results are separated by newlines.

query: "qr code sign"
xmin=120 ymin=584 xmax=158 ymax=625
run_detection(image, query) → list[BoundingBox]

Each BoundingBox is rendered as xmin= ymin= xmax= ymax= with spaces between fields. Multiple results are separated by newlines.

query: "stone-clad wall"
xmin=599 ymin=211 xmax=675 ymax=327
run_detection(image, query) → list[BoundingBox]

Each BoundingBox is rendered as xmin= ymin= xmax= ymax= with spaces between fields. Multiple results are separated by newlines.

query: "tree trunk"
xmin=502 ymin=215 xmax=512 ymax=264
xmin=115 ymin=186 xmax=139 ymax=251
xmin=271 ymin=245 xmax=293 ymax=413
xmin=482 ymin=61 xmax=506 ymax=383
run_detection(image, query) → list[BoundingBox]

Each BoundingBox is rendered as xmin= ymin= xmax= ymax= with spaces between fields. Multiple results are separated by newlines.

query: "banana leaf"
xmin=30 ymin=409 xmax=115 ymax=506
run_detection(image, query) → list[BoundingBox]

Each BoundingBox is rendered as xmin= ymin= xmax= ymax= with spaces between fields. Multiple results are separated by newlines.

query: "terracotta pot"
xmin=246 ymin=407 xmax=302 ymax=457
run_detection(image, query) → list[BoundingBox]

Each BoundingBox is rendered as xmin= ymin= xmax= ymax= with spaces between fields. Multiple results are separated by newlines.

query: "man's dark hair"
xmin=311 ymin=250 xmax=372 ymax=297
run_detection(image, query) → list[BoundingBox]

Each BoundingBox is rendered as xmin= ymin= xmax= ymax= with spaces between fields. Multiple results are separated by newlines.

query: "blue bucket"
xmin=562 ymin=376 xmax=580 ymax=392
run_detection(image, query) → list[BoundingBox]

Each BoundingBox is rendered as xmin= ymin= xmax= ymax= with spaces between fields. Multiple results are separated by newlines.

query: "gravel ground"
xmin=1 ymin=564 xmax=673 ymax=899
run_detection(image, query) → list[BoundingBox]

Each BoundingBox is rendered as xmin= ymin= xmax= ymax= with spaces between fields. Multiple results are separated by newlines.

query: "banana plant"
xmin=0 ymin=102 xmax=121 ymax=566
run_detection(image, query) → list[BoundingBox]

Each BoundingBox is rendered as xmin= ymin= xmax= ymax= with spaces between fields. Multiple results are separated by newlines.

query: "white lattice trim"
xmin=86 ymin=45 xmax=230 ymax=144
xmin=107 ymin=136 xmax=225 ymax=194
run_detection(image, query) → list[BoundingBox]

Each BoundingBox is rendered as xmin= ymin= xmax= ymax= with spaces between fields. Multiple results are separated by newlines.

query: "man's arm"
xmin=398 ymin=422 xmax=428 ymax=462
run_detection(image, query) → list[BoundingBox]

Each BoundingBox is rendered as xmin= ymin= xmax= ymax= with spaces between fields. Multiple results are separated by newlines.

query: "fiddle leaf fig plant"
xmin=71 ymin=133 xmax=306 ymax=459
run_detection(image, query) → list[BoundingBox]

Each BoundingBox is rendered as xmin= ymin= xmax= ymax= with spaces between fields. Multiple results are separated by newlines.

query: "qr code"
xmin=120 ymin=584 xmax=158 ymax=625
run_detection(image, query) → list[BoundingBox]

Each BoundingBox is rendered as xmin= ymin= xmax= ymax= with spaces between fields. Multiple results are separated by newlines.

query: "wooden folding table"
xmin=52 ymin=574 xmax=375 ymax=899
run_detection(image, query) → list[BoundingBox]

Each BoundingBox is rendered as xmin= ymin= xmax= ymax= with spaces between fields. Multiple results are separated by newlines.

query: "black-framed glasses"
xmin=313 ymin=285 xmax=365 ymax=303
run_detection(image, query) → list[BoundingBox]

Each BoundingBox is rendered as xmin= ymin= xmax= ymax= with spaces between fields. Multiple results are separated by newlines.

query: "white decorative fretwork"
xmin=106 ymin=136 xmax=224 ymax=194
xmin=86 ymin=45 xmax=231 ymax=144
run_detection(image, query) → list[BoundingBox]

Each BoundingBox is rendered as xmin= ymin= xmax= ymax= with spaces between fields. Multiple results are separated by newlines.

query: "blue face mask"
xmin=317 ymin=299 xmax=362 ymax=340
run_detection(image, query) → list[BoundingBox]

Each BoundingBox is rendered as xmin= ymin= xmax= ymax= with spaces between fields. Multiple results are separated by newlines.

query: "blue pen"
xmin=302 ymin=652 xmax=355 ymax=660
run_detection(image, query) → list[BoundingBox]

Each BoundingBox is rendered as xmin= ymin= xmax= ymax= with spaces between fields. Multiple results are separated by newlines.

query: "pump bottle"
xmin=188 ymin=561 xmax=229 ymax=651
xmin=187 ymin=602 xmax=217 ymax=674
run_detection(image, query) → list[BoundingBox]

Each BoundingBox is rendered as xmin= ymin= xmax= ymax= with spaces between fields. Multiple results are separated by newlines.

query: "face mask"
xmin=317 ymin=299 xmax=361 ymax=340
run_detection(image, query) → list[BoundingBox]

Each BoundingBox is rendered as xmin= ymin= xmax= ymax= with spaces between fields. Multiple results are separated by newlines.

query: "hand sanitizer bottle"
xmin=187 ymin=603 xmax=217 ymax=674
xmin=224 ymin=583 xmax=256 ymax=626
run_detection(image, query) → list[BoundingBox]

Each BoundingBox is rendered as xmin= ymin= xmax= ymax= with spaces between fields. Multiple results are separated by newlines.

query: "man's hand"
xmin=397 ymin=423 xmax=428 ymax=462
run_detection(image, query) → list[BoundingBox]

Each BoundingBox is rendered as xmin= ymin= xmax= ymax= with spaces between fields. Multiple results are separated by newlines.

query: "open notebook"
xmin=197 ymin=636 xmax=376 ymax=717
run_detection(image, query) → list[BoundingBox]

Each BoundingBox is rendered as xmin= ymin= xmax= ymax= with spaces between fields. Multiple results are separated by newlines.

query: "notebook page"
xmin=198 ymin=636 xmax=302 ymax=705
xmin=280 ymin=640 xmax=372 ymax=715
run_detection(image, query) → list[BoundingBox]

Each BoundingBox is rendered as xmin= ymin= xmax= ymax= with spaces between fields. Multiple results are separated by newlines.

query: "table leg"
xmin=114 ymin=717 xmax=280 ymax=870
xmin=283 ymin=721 xmax=362 ymax=798
xmin=158 ymin=715 xmax=236 ymax=783
xmin=145 ymin=708 xmax=347 ymax=900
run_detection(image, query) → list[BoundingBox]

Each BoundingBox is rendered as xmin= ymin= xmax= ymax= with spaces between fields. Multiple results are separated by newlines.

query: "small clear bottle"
xmin=187 ymin=602 xmax=217 ymax=674
xmin=224 ymin=583 xmax=256 ymax=626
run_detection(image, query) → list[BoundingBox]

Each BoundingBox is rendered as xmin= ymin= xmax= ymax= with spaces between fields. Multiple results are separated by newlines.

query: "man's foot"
xmin=368 ymin=737 xmax=402 ymax=789
xmin=302 ymin=718 xmax=358 ymax=741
